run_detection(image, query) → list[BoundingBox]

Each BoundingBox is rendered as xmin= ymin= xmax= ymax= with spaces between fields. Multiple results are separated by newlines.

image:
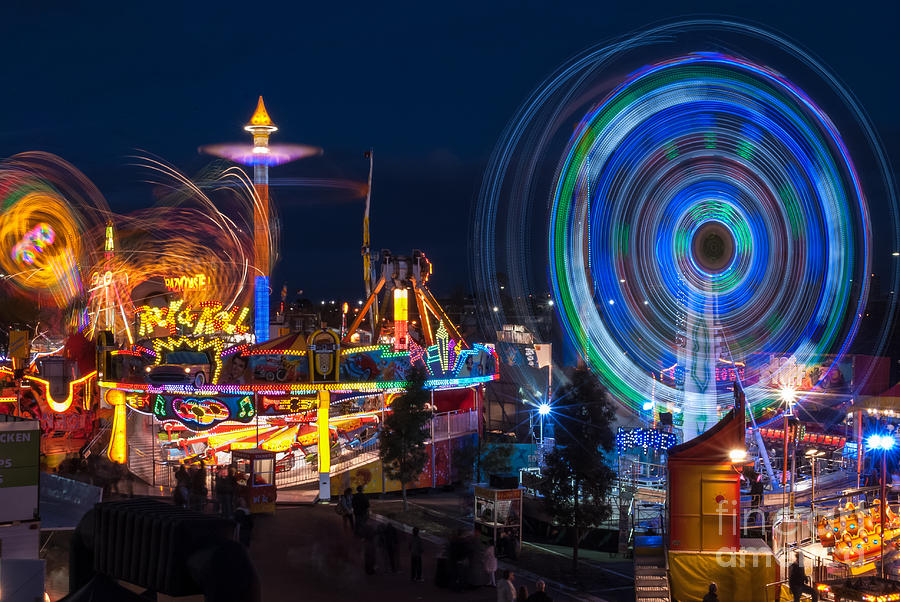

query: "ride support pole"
xmin=317 ymin=389 xmax=331 ymax=501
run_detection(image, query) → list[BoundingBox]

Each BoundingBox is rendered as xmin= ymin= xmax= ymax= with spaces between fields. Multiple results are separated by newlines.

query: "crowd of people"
xmin=172 ymin=462 xmax=254 ymax=547
xmin=335 ymin=486 xmax=553 ymax=600
xmin=54 ymin=452 xmax=132 ymax=497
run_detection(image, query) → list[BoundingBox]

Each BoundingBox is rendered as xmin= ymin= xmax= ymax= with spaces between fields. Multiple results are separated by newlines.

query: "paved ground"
xmin=248 ymin=504 xmax=599 ymax=601
xmin=367 ymin=493 xmax=633 ymax=602
xmin=43 ymin=483 xmax=630 ymax=601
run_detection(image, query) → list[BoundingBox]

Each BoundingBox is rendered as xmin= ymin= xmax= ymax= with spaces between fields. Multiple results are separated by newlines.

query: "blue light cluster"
xmin=616 ymin=427 xmax=677 ymax=454
xmin=255 ymin=275 xmax=269 ymax=344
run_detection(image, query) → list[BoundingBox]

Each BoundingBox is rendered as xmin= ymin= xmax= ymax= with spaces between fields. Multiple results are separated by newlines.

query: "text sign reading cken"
xmin=0 ymin=422 xmax=40 ymax=522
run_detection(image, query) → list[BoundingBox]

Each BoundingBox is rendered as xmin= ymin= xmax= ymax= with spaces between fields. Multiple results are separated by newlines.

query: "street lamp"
xmin=805 ymin=449 xmax=825 ymax=503
xmin=866 ymin=433 xmax=895 ymax=580
xmin=780 ymin=387 xmax=798 ymax=512
xmin=729 ymin=449 xmax=747 ymax=463
xmin=537 ymin=402 xmax=551 ymax=446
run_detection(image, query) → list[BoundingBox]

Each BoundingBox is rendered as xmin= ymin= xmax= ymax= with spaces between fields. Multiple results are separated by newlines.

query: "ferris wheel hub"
xmin=692 ymin=221 xmax=735 ymax=275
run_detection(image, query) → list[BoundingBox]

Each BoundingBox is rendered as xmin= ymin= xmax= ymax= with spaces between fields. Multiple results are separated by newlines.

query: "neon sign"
xmin=12 ymin=223 xmax=55 ymax=264
xmin=152 ymin=336 xmax=225 ymax=383
xmin=152 ymin=393 xmax=254 ymax=431
xmin=715 ymin=366 xmax=745 ymax=383
xmin=172 ymin=397 xmax=230 ymax=426
xmin=164 ymin=273 xmax=208 ymax=292
xmin=136 ymin=300 xmax=250 ymax=337
xmin=90 ymin=270 xmax=129 ymax=288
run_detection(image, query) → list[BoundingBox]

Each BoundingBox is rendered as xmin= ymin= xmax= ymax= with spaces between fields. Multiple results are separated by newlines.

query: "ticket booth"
xmin=233 ymin=448 xmax=276 ymax=513
xmin=474 ymin=486 xmax=523 ymax=558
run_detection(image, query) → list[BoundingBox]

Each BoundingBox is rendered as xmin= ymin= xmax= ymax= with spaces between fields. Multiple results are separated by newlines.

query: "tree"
xmin=479 ymin=440 xmax=513 ymax=482
xmin=452 ymin=438 xmax=477 ymax=487
xmin=380 ymin=366 xmax=432 ymax=510
xmin=537 ymin=366 xmax=616 ymax=573
xmin=453 ymin=437 xmax=515 ymax=487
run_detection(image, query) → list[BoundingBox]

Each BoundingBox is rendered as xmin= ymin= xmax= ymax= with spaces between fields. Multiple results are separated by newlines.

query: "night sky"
xmin=2 ymin=2 xmax=897 ymax=302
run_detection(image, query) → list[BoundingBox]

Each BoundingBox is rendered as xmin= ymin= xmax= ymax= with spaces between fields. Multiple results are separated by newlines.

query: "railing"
xmin=431 ymin=409 xmax=478 ymax=441
xmin=133 ymin=409 xmax=479 ymax=490
xmin=81 ymin=422 xmax=111 ymax=457
xmin=617 ymin=456 xmax=668 ymax=555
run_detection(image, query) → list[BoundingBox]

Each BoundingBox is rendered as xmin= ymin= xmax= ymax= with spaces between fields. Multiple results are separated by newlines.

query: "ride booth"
xmin=667 ymin=390 xmax=776 ymax=602
xmin=233 ymin=448 xmax=276 ymax=513
xmin=474 ymin=485 xmax=523 ymax=559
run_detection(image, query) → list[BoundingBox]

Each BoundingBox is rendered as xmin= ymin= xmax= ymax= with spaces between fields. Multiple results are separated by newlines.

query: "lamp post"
xmin=730 ymin=449 xmax=747 ymax=536
xmin=805 ymin=449 xmax=825 ymax=503
xmin=537 ymin=402 xmax=550 ymax=447
xmin=780 ymin=387 xmax=798 ymax=512
xmin=866 ymin=433 xmax=895 ymax=580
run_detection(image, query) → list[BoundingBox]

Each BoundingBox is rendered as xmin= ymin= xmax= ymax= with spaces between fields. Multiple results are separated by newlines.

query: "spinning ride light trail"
xmin=474 ymin=21 xmax=899 ymax=439
xmin=0 ymin=153 xmax=111 ymax=323
xmin=0 ymin=151 xmax=258 ymax=342
xmin=550 ymin=52 xmax=869 ymax=438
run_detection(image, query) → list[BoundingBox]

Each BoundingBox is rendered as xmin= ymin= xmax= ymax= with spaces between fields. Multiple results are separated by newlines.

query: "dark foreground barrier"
xmin=65 ymin=498 xmax=260 ymax=602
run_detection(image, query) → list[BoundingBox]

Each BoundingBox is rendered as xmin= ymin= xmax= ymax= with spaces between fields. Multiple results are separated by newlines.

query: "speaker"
xmin=488 ymin=474 xmax=519 ymax=489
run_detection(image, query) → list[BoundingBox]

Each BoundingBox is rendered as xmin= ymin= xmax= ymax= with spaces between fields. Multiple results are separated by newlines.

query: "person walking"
xmin=496 ymin=569 xmax=516 ymax=602
xmin=338 ymin=487 xmax=355 ymax=533
xmin=484 ymin=544 xmax=498 ymax=586
xmin=223 ymin=466 xmax=237 ymax=517
xmin=351 ymin=485 xmax=370 ymax=535
xmin=382 ymin=522 xmax=398 ymax=572
xmin=190 ymin=463 xmax=208 ymax=512
xmin=233 ymin=497 xmax=254 ymax=548
xmin=214 ymin=466 xmax=235 ymax=517
xmin=789 ymin=554 xmax=818 ymax=602
xmin=526 ymin=580 xmax=553 ymax=601
xmin=174 ymin=465 xmax=189 ymax=508
xmin=409 ymin=527 xmax=423 ymax=582
xmin=213 ymin=468 xmax=225 ymax=514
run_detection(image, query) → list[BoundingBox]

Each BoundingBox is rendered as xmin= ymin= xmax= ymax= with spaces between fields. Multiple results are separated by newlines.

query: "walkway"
xmin=248 ymin=504 xmax=601 ymax=602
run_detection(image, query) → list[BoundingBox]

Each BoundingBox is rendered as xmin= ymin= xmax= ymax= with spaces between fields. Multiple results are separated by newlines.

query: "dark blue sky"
xmin=2 ymin=1 xmax=897 ymax=301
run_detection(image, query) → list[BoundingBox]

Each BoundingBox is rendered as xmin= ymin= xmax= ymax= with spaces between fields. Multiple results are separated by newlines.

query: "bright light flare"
xmin=729 ymin=449 xmax=747 ymax=462
xmin=200 ymin=143 xmax=322 ymax=167
xmin=538 ymin=403 xmax=551 ymax=416
xmin=780 ymin=386 xmax=798 ymax=405
xmin=866 ymin=433 xmax=896 ymax=451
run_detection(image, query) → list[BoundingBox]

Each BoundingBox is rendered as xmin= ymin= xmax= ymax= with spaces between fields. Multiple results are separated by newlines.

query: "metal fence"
xmin=129 ymin=408 xmax=479 ymax=491
xmin=431 ymin=409 xmax=478 ymax=441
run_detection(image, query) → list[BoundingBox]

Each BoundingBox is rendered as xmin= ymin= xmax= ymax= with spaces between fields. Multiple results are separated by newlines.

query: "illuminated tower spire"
xmin=88 ymin=220 xmax=134 ymax=345
xmin=201 ymin=97 xmax=321 ymax=344
xmin=245 ymin=97 xmax=277 ymax=342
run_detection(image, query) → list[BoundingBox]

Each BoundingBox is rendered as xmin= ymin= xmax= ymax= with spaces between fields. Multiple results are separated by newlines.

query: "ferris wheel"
xmin=474 ymin=21 xmax=899 ymax=439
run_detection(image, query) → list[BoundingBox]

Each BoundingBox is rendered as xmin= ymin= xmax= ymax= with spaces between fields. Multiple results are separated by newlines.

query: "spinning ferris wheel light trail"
xmin=474 ymin=21 xmax=900 ymax=441
xmin=550 ymin=51 xmax=870 ymax=439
